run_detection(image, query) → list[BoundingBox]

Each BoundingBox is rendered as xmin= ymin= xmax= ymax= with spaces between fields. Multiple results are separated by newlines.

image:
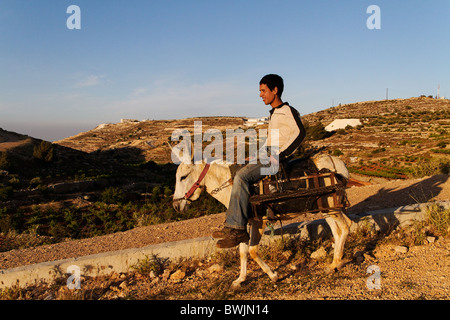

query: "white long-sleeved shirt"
xmin=266 ymin=102 xmax=306 ymax=160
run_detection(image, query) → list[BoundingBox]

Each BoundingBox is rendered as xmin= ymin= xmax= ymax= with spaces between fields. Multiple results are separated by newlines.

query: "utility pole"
xmin=437 ymin=84 xmax=440 ymax=99
xmin=386 ymin=88 xmax=388 ymax=100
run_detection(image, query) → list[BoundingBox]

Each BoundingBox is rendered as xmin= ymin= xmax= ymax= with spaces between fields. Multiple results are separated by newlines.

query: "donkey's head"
xmin=173 ymin=162 xmax=205 ymax=212
xmin=169 ymin=141 xmax=203 ymax=212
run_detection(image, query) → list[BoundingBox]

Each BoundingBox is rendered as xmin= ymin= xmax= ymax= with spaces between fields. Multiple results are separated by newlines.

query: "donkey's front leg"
xmin=248 ymin=220 xmax=279 ymax=283
xmin=231 ymin=242 xmax=249 ymax=289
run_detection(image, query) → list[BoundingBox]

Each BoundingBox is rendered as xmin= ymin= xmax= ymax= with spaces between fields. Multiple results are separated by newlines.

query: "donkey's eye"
xmin=180 ymin=174 xmax=189 ymax=181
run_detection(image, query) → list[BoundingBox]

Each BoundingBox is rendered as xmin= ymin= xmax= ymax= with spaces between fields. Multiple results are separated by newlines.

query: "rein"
xmin=173 ymin=163 xmax=211 ymax=203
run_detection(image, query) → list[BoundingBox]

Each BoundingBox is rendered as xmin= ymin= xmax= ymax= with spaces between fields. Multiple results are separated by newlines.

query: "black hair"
xmin=259 ymin=74 xmax=284 ymax=98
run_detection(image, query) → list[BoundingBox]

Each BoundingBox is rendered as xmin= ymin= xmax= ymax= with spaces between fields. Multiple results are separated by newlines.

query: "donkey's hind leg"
xmin=324 ymin=210 xmax=352 ymax=272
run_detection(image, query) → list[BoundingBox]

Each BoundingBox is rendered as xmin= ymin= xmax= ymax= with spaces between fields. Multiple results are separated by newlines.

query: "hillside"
xmin=55 ymin=96 xmax=450 ymax=179
xmin=55 ymin=117 xmax=245 ymax=164
xmin=0 ymin=126 xmax=184 ymax=248
xmin=304 ymin=96 xmax=450 ymax=124
xmin=302 ymin=97 xmax=450 ymax=179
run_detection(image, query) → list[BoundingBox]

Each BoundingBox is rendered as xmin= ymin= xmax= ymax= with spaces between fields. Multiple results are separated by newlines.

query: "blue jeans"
xmin=225 ymin=162 xmax=278 ymax=230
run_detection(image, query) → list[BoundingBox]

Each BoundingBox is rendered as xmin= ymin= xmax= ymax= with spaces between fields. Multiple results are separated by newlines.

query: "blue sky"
xmin=0 ymin=0 xmax=449 ymax=141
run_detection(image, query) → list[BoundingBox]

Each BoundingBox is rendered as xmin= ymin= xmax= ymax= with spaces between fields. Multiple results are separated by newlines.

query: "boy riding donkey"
xmin=213 ymin=74 xmax=306 ymax=248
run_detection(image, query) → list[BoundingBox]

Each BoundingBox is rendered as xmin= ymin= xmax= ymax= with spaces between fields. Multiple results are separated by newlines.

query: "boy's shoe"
xmin=214 ymin=228 xmax=249 ymax=248
xmin=212 ymin=226 xmax=233 ymax=239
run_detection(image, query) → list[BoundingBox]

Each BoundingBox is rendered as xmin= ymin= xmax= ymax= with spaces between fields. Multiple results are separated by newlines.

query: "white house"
xmin=120 ymin=119 xmax=139 ymax=124
xmin=325 ymin=119 xmax=362 ymax=132
xmin=244 ymin=117 xmax=269 ymax=127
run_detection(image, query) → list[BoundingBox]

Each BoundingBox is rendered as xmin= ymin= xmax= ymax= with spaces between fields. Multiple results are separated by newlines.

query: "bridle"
xmin=173 ymin=163 xmax=211 ymax=203
xmin=173 ymin=163 xmax=233 ymax=203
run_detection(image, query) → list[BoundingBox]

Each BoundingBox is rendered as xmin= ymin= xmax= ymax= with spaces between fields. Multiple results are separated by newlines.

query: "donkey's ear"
xmin=167 ymin=142 xmax=180 ymax=163
xmin=169 ymin=141 xmax=192 ymax=164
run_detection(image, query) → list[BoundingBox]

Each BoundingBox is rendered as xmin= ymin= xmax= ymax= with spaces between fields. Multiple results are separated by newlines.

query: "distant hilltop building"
xmin=325 ymin=119 xmax=362 ymax=132
xmin=120 ymin=119 xmax=140 ymax=123
xmin=94 ymin=123 xmax=110 ymax=130
xmin=244 ymin=117 xmax=269 ymax=127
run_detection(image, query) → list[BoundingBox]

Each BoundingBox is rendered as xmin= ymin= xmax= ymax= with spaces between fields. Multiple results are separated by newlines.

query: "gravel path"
xmin=0 ymin=174 xmax=448 ymax=270
xmin=227 ymin=239 xmax=450 ymax=300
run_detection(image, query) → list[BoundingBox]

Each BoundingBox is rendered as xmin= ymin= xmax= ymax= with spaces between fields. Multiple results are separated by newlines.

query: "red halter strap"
xmin=183 ymin=163 xmax=211 ymax=200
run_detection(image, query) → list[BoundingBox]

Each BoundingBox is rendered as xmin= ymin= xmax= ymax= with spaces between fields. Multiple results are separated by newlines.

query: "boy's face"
xmin=259 ymin=83 xmax=278 ymax=106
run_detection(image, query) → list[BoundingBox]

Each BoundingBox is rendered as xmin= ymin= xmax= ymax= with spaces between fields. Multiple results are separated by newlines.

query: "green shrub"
xmin=0 ymin=152 xmax=11 ymax=170
xmin=8 ymin=177 xmax=20 ymax=187
xmin=431 ymin=149 xmax=450 ymax=154
xmin=306 ymin=123 xmax=330 ymax=141
xmin=426 ymin=204 xmax=450 ymax=237
xmin=151 ymin=186 xmax=161 ymax=202
xmin=33 ymin=141 xmax=54 ymax=162
xmin=29 ymin=177 xmax=42 ymax=189
xmin=49 ymin=219 xmax=67 ymax=241
xmin=436 ymin=141 xmax=447 ymax=148
xmin=132 ymin=254 xmax=168 ymax=276
xmin=0 ymin=186 xmax=13 ymax=201
xmin=371 ymin=147 xmax=386 ymax=155
xmin=101 ymin=187 xmax=125 ymax=204
xmin=163 ymin=186 xmax=172 ymax=197
xmin=410 ymin=158 xmax=450 ymax=177
xmin=0 ymin=207 xmax=11 ymax=233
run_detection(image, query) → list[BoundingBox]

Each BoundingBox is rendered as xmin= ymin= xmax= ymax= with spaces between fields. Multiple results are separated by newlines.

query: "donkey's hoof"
xmin=269 ymin=272 xmax=279 ymax=283
xmin=326 ymin=261 xmax=346 ymax=274
xmin=231 ymin=280 xmax=242 ymax=290
xmin=325 ymin=266 xmax=338 ymax=274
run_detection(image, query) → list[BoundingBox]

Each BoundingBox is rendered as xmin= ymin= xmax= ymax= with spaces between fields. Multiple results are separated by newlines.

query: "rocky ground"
xmin=13 ymin=236 xmax=446 ymax=301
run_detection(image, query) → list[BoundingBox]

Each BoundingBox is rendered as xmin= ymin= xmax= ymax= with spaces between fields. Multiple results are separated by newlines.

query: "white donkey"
xmin=172 ymin=155 xmax=352 ymax=288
